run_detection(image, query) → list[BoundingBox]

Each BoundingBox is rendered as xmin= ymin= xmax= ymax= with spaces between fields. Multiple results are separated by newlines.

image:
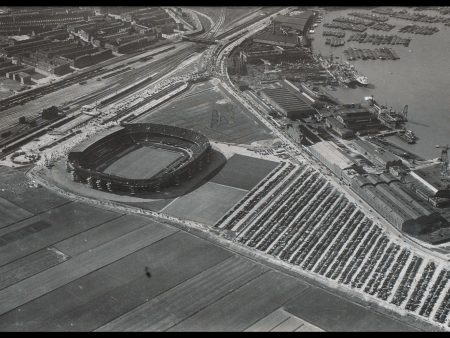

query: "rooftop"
xmin=70 ymin=126 xmax=124 ymax=154
xmin=310 ymin=141 xmax=355 ymax=170
xmin=261 ymin=87 xmax=314 ymax=113
xmin=412 ymin=163 xmax=450 ymax=195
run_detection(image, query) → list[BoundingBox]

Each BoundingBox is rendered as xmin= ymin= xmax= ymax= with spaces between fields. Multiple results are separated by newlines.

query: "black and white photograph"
xmin=0 ymin=4 xmax=449 ymax=332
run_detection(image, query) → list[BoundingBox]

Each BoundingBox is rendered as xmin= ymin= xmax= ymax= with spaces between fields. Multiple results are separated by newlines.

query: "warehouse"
xmin=272 ymin=11 xmax=315 ymax=35
xmin=410 ymin=164 xmax=450 ymax=200
xmin=309 ymin=141 xmax=356 ymax=178
xmin=325 ymin=116 xmax=354 ymax=139
xmin=259 ymin=87 xmax=315 ymax=119
xmin=253 ymin=28 xmax=301 ymax=48
xmin=352 ymin=139 xmax=402 ymax=170
xmin=332 ymin=104 xmax=383 ymax=135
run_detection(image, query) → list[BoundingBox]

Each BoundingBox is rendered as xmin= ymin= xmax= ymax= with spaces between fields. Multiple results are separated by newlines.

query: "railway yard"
xmin=0 ymin=5 xmax=450 ymax=332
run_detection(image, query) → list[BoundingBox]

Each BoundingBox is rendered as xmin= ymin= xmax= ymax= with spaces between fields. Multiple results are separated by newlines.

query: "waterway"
xmin=310 ymin=7 xmax=450 ymax=160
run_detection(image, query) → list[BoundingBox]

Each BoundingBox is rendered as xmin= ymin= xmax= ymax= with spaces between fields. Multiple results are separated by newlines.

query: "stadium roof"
xmin=70 ymin=125 xmax=124 ymax=153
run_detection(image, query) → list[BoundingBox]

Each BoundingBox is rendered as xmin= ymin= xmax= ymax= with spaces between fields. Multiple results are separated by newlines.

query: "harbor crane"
xmin=435 ymin=144 xmax=450 ymax=178
xmin=401 ymin=105 xmax=408 ymax=121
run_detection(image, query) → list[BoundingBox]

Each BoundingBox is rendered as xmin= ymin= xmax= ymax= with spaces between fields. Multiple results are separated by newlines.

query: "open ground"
xmin=0 ymin=165 xmax=419 ymax=331
xmin=135 ymin=80 xmax=275 ymax=144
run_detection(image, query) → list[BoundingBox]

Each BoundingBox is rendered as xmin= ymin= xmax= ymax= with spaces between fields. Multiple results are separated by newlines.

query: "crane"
xmin=435 ymin=144 xmax=450 ymax=178
xmin=401 ymin=104 xmax=408 ymax=121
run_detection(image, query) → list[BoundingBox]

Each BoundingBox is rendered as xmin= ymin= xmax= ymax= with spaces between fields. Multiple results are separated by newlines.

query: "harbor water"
xmin=311 ymin=7 xmax=450 ymax=160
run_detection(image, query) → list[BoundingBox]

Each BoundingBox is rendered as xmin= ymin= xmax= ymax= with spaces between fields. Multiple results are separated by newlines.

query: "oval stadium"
xmin=67 ymin=123 xmax=212 ymax=194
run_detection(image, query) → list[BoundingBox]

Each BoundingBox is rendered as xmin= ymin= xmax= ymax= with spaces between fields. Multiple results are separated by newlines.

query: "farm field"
xmin=167 ymin=271 xmax=309 ymax=332
xmin=0 ymin=201 xmax=120 ymax=266
xmin=245 ymin=308 xmax=323 ymax=332
xmin=0 ymin=196 xmax=33 ymax=228
xmin=162 ymin=181 xmax=247 ymax=225
xmin=135 ymin=81 xmax=274 ymax=144
xmin=284 ymin=287 xmax=416 ymax=332
xmin=103 ymin=146 xmax=182 ymax=179
xmin=96 ymin=256 xmax=267 ymax=331
xmin=0 ymin=165 xmax=422 ymax=331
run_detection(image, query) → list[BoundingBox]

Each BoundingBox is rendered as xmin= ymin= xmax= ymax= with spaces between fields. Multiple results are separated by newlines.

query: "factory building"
xmin=411 ymin=164 xmax=450 ymax=198
xmin=271 ymin=11 xmax=315 ymax=35
xmin=15 ymin=71 xmax=32 ymax=84
xmin=407 ymin=163 xmax=450 ymax=208
xmin=331 ymin=104 xmax=383 ymax=136
xmin=259 ymin=87 xmax=315 ymax=119
xmin=253 ymin=28 xmax=301 ymax=48
xmin=350 ymin=172 xmax=449 ymax=241
xmin=352 ymin=139 xmax=402 ymax=170
xmin=309 ymin=141 xmax=356 ymax=178
xmin=325 ymin=116 xmax=354 ymax=138
xmin=240 ymin=47 xmax=307 ymax=64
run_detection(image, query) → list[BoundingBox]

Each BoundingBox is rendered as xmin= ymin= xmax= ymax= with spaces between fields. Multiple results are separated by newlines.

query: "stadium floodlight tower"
xmin=436 ymin=144 xmax=450 ymax=179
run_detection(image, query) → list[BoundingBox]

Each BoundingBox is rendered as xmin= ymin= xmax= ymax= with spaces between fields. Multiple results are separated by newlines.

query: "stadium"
xmin=67 ymin=123 xmax=212 ymax=194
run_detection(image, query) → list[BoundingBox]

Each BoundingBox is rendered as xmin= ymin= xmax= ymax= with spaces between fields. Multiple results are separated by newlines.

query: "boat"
xmin=355 ymin=75 xmax=368 ymax=86
xmin=397 ymin=129 xmax=417 ymax=144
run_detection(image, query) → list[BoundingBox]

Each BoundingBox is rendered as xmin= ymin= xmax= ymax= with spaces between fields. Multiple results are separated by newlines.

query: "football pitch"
xmin=103 ymin=146 xmax=183 ymax=180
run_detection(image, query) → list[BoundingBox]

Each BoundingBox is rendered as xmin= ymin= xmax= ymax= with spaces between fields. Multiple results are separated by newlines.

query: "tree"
xmin=19 ymin=116 xmax=26 ymax=124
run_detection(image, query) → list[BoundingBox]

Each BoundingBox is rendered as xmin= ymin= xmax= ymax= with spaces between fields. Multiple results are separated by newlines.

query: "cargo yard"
xmin=0 ymin=5 xmax=449 ymax=332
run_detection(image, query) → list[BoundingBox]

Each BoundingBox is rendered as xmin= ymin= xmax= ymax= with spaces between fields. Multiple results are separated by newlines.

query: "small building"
xmin=16 ymin=71 xmax=32 ymax=84
xmin=42 ymin=106 xmax=59 ymax=120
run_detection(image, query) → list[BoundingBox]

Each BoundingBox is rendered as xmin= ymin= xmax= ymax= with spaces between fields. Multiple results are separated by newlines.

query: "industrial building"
xmin=259 ymin=87 xmax=315 ymax=119
xmin=240 ymin=47 xmax=308 ymax=64
xmin=271 ymin=11 xmax=315 ymax=35
xmin=330 ymin=104 xmax=383 ymax=136
xmin=352 ymin=139 xmax=402 ymax=170
xmin=309 ymin=141 xmax=356 ymax=178
xmin=350 ymin=173 xmax=449 ymax=238
xmin=253 ymin=27 xmax=302 ymax=48
xmin=408 ymin=163 xmax=450 ymax=208
xmin=326 ymin=116 xmax=354 ymax=138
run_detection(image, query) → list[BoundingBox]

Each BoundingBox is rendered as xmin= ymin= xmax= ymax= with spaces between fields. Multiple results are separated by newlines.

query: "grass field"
xmin=0 ymin=248 xmax=68 ymax=291
xmin=0 ymin=166 xmax=69 ymax=214
xmin=0 ymin=202 xmax=120 ymax=266
xmin=97 ymin=256 xmax=267 ymax=331
xmin=162 ymin=182 xmax=247 ymax=225
xmin=135 ymin=81 xmax=274 ymax=144
xmin=168 ymin=271 xmax=309 ymax=332
xmin=0 ymin=166 xmax=421 ymax=331
xmin=284 ymin=287 xmax=416 ymax=332
xmin=245 ymin=308 xmax=323 ymax=332
xmin=103 ymin=146 xmax=182 ymax=179
xmin=210 ymin=154 xmax=278 ymax=191
xmin=0 ymin=196 xmax=33 ymax=228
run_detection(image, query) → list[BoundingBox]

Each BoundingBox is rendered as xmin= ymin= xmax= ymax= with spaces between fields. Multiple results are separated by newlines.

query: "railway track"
xmin=0 ymin=47 xmax=196 ymax=129
xmin=0 ymin=47 xmax=197 ymax=158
